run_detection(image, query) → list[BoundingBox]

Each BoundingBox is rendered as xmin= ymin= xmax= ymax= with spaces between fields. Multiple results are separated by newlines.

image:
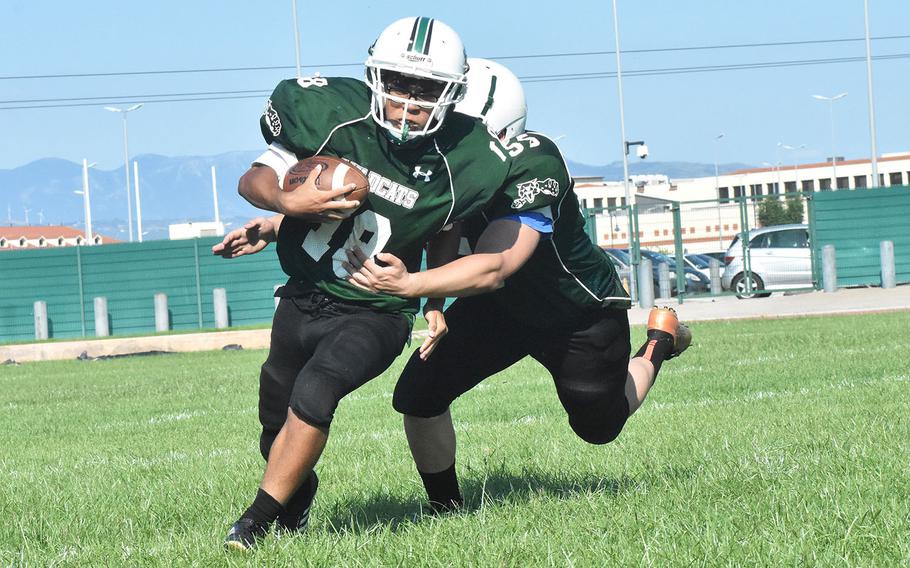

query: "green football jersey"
xmin=260 ymin=76 xmax=519 ymax=314
xmin=462 ymin=131 xmax=631 ymax=328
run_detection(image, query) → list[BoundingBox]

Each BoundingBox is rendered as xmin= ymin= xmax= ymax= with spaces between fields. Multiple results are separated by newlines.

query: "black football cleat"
xmin=224 ymin=518 xmax=270 ymax=551
xmin=276 ymin=472 xmax=319 ymax=534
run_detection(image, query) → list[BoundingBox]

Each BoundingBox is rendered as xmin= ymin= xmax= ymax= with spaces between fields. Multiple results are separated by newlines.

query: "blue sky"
xmin=1 ymin=1 xmax=908 ymax=171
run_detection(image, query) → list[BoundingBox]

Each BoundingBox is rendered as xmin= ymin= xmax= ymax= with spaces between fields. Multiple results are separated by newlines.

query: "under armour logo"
xmin=412 ymin=166 xmax=433 ymax=182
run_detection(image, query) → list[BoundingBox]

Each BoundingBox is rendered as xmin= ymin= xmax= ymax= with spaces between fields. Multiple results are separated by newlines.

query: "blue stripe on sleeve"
xmin=499 ymin=211 xmax=554 ymax=234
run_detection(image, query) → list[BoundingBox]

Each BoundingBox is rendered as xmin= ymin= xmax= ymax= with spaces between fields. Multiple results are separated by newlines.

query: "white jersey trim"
xmin=254 ymin=143 xmax=298 ymax=187
xmin=434 ymin=139 xmax=457 ymax=232
xmin=314 ymin=113 xmax=372 ymax=156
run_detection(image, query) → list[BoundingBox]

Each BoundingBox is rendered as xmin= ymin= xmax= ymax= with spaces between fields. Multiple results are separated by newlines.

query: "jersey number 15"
xmin=488 ymin=133 xmax=540 ymax=162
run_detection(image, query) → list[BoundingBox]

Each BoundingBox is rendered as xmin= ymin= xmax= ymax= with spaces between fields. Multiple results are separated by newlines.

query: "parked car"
xmin=602 ymin=248 xmax=632 ymax=288
xmin=604 ymin=248 xmax=709 ymax=296
xmin=639 ymin=249 xmax=710 ymax=295
xmin=684 ymin=254 xmax=714 ymax=279
xmin=721 ymin=223 xmax=812 ymax=299
xmin=700 ymin=251 xmax=727 ymax=263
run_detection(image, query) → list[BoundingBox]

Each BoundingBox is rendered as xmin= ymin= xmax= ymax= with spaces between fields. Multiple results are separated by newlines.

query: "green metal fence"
xmin=585 ymin=191 xmax=818 ymax=301
xmin=811 ymin=185 xmax=910 ymax=287
xmin=1 ymin=237 xmax=287 ymax=343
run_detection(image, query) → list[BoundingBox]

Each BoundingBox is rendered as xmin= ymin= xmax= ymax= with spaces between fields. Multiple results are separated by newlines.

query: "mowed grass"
xmin=1 ymin=311 xmax=909 ymax=566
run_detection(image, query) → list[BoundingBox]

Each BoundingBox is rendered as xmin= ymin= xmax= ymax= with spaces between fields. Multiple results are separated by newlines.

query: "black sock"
xmin=281 ymin=472 xmax=316 ymax=518
xmin=418 ymin=462 xmax=462 ymax=511
xmin=634 ymin=330 xmax=674 ymax=376
xmin=242 ymin=488 xmax=283 ymax=524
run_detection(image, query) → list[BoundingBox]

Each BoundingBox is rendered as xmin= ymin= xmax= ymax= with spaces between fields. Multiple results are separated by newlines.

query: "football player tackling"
xmin=217 ymin=19 xmax=573 ymax=550
xmin=344 ymin=59 xmax=692 ymax=512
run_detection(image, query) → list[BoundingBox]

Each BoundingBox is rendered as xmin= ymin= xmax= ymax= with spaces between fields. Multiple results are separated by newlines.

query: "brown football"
xmin=282 ymin=156 xmax=370 ymax=203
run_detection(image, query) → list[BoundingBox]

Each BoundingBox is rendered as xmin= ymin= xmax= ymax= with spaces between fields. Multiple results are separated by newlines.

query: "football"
xmin=283 ymin=156 xmax=370 ymax=203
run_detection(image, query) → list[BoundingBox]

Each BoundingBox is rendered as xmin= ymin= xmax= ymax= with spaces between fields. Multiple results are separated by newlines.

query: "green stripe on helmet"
xmin=411 ymin=17 xmax=432 ymax=54
xmin=480 ymin=75 xmax=498 ymax=117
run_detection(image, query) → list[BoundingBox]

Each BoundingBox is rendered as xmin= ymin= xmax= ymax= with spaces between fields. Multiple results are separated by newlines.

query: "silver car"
xmin=721 ymin=224 xmax=813 ymax=298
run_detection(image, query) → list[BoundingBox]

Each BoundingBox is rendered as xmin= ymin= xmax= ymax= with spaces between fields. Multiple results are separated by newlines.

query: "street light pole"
xmin=812 ymin=93 xmax=847 ymax=187
xmin=611 ymin=0 xmax=637 ymax=304
xmin=211 ymin=165 xmax=221 ymax=227
xmin=779 ymin=143 xmax=806 ymax=193
xmin=713 ymin=133 xmax=725 ymax=249
xmin=105 ymin=103 xmax=143 ymax=242
xmin=291 ymin=0 xmax=302 ymax=79
xmin=133 ymin=161 xmax=143 ymax=243
xmin=863 ymin=0 xmax=879 ymax=187
xmin=80 ymin=159 xmax=97 ymax=244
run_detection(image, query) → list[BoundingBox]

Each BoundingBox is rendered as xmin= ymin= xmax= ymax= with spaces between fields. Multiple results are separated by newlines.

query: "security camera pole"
xmin=611 ymin=0 xmax=638 ymax=303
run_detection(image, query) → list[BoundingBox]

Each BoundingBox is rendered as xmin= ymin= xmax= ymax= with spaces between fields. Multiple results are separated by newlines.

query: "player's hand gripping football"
xmin=211 ymin=216 xmax=279 ymax=258
xmin=279 ymin=163 xmax=361 ymax=223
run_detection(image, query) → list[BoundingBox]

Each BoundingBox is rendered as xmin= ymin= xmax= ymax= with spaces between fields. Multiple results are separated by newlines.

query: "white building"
xmin=168 ymin=221 xmax=226 ymax=240
xmin=576 ymin=152 xmax=910 ymax=254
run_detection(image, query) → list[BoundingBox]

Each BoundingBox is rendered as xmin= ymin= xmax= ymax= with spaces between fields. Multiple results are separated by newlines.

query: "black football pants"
xmin=393 ymin=294 xmax=632 ymax=445
xmin=258 ymin=293 xmax=411 ymax=460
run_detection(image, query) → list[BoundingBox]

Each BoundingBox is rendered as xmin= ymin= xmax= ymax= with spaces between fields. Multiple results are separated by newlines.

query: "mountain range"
xmin=0 ymin=152 xmax=751 ymax=241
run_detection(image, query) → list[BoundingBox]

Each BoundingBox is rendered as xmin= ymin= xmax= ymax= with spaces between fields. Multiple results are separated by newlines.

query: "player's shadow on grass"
xmin=317 ymin=465 xmax=695 ymax=535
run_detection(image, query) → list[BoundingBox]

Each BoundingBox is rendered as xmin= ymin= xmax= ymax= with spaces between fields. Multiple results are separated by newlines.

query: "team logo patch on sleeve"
xmin=264 ymin=100 xmax=282 ymax=136
xmin=297 ymin=75 xmax=328 ymax=89
xmin=512 ymin=178 xmax=560 ymax=209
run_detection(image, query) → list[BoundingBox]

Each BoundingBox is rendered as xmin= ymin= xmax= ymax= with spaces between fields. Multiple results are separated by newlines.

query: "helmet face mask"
xmin=365 ymin=17 xmax=468 ymax=144
xmin=456 ymin=58 xmax=527 ymax=141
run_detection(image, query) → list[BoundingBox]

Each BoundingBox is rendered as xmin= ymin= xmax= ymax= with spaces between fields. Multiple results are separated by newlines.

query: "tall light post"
xmin=75 ymin=160 xmax=97 ymax=244
xmin=779 ymin=143 xmax=806 ymax=193
xmin=863 ymin=0 xmax=879 ymax=187
xmin=105 ymin=103 xmax=143 ymax=242
xmin=762 ymin=160 xmax=781 ymax=196
xmin=812 ymin=93 xmax=847 ymax=186
xmin=610 ymin=0 xmax=637 ymax=303
xmin=133 ymin=161 xmax=143 ymax=243
xmin=211 ymin=165 xmax=223 ymax=229
xmin=713 ymin=133 xmax=725 ymax=249
xmin=291 ymin=0 xmax=302 ymax=78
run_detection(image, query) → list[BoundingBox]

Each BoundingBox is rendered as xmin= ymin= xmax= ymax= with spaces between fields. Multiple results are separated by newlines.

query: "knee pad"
xmin=569 ymin=415 xmax=625 ymax=445
xmin=393 ymin=375 xmax=449 ymax=418
xmin=392 ymin=352 xmax=450 ymax=417
xmin=290 ymin=377 xmax=343 ymax=430
xmin=567 ymin=396 xmax=630 ymax=446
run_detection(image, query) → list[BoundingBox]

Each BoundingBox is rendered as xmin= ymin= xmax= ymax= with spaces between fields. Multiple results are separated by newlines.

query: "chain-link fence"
xmin=586 ymin=191 xmax=818 ymax=304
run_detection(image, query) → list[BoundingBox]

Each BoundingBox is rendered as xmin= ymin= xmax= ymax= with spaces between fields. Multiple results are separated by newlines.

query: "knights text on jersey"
xmin=262 ymin=77 xmax=513 ymax=313
xmin=465 ymin=131 xmax=631 ymax=328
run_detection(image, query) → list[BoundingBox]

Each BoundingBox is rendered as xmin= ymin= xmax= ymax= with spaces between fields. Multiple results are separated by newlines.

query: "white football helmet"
xmin=365 ymin=17 xmax=469 ymax=143
xmin=456 ymin=58 xmax=527 ymax=141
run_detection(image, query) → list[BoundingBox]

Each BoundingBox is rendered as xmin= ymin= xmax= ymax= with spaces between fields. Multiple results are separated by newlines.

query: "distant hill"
xmin=0 ymin=152 xmax=263 ymax=241
xmin=0 ymin=153 xmax=752 ymax=240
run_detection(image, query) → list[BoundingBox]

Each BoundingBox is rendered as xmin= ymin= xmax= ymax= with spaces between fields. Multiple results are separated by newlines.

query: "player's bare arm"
xmin=343 ymin=218 xmax=541 ymax=298
xmin=212 ymin=214 xmax=285 ymax=258
xmin=238 ymin=163 xmax=360 ymax=222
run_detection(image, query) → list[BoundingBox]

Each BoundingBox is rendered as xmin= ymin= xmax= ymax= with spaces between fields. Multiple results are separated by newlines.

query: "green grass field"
xmin=2 ymin=311 xmax=909 ymax=566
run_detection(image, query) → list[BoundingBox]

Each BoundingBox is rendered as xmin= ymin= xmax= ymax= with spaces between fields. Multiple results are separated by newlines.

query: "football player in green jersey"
xmin=218 ymin=19 xmax=562 ymax=550
xmin=343 ymin=59 xmax=692 ymax=511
